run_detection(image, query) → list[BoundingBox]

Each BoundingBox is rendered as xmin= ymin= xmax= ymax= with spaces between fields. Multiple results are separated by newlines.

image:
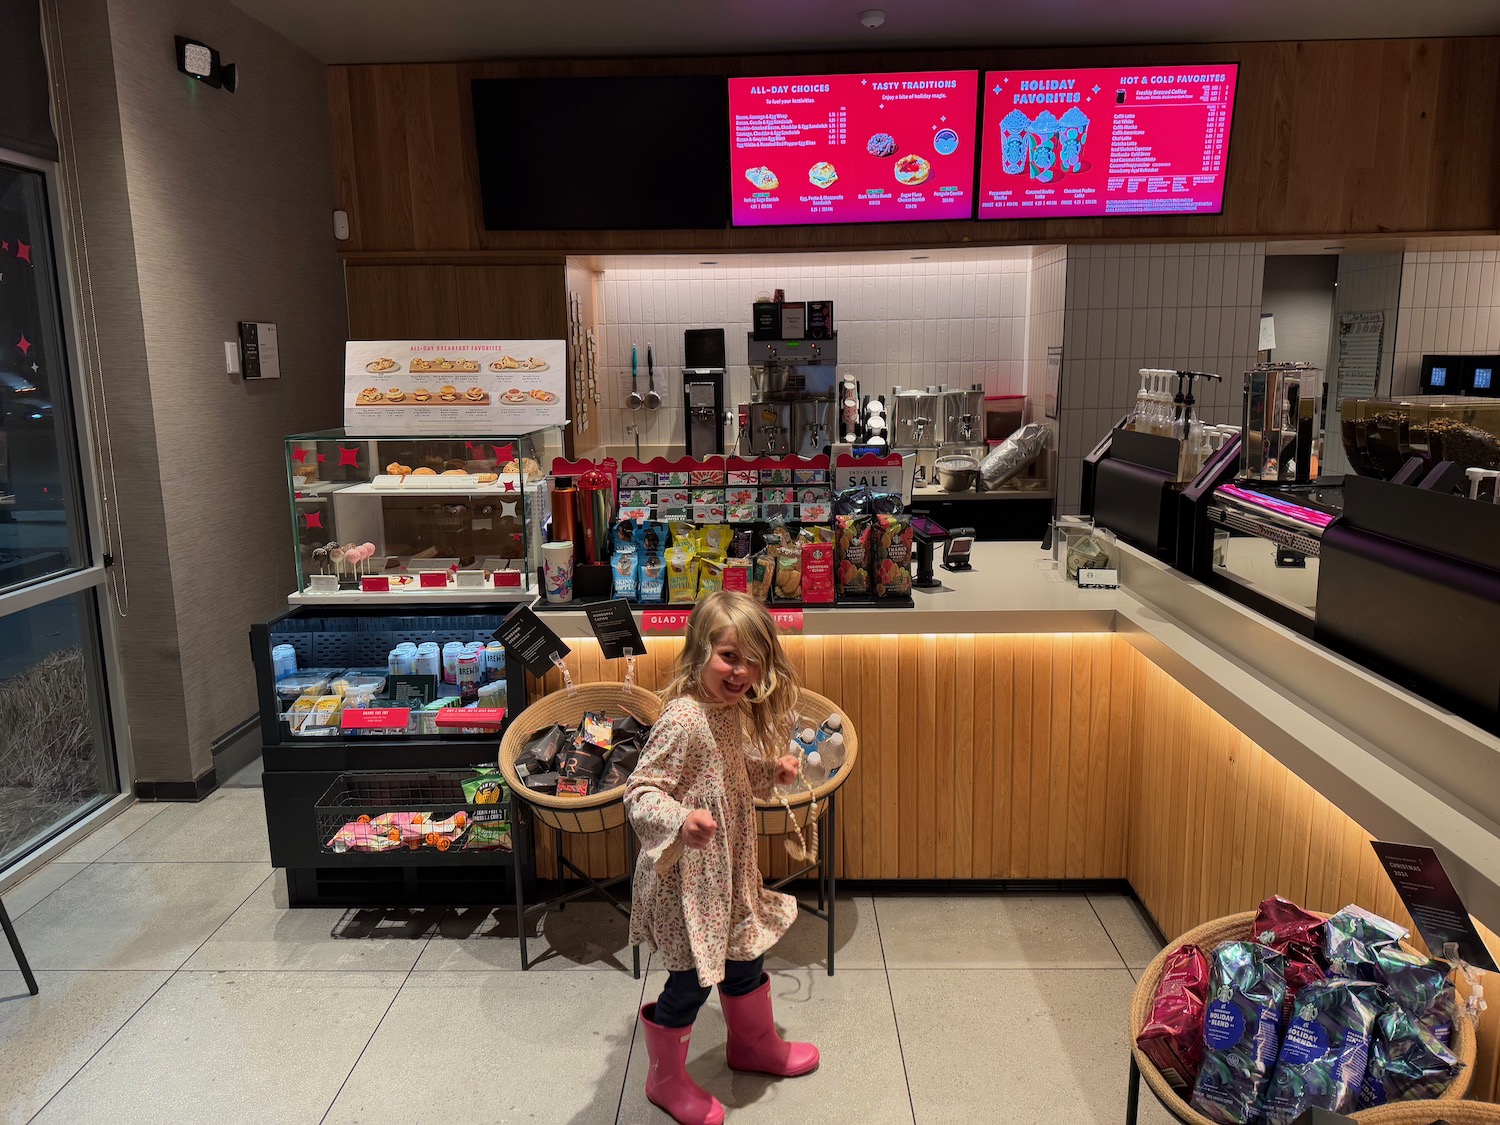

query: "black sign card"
xmin=385 ymin=674 xmax=437 ymax=707
xmin=1370 ymin=841 xmax=1499 ymax=972
xmin=585 ymin=599 xmax=648 ymax=661
xmin=493 ymin=602 xmax=572 ymax=679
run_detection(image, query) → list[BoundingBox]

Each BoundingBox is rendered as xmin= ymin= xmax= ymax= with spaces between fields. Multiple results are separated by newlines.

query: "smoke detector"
xmin=860 ymin=9 xmax=886 ymax=28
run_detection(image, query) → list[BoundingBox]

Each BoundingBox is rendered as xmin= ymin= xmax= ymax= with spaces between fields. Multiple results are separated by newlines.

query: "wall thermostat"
xmin=238 ymin=321 xmax=280 ymax=380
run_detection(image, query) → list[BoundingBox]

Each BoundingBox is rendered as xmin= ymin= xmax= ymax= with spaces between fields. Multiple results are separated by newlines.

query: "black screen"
xmin=472 ymin=77 xmax=730 ymax=231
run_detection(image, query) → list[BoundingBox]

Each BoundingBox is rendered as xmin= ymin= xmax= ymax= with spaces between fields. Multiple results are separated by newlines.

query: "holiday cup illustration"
xmin=1058 ymin=106 xmax=1090 ymax=173
xmin=1000 ymin=109 xmax=1032 ymax=174
xmin=1025 ymin=110 xmax=1061 ymax=182
xmin=542 ymin=540 xmax=575 ymax=603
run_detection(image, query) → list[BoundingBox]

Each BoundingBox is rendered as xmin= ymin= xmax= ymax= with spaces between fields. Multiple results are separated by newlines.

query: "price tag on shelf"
xmin=360 ymin=575 xmax=390 ymax=593
xmin=433 ymin=708 xmax=507 ymax=730
xmin=418 ymin=571 xmax=449 ymax=589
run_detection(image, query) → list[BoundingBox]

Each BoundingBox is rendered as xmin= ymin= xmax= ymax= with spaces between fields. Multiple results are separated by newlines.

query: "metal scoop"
xmin=645 ymin=342 xmax=661 ymax=410
xmin=628 ymin=343 xmax=643 ymax=411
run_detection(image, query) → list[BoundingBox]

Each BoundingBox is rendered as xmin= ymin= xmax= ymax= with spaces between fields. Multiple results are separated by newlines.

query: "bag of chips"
xmin=666 ymin=542 xmax=698 ymax=604
xmin=834 ymin=514 xmax=873 ymax=596
xmin=1136 ymin=944 xmax=1211 ymax=1092
xmin=1260 ymin=978 xmax=1386 ymax=1124
xmin=611 ymin=544 xmax=640 ymax=600
xmin=1189 ymin=941 xmax=1288 ymax=1124
xmin=873 ymin=514 xmax=914 ymax=598
xmin=461 ymin=770 xmax=511 ymax=851
xmin=697 ymin=555 xmax=725 ymax=599
xmin=1357 ymin=1000 xmax=1464 ymax=1107
xmin=638 ymin=554 xmax=666 ymax=603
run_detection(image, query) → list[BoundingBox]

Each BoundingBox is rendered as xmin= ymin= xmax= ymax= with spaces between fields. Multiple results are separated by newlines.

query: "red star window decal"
xmin=16 ymin=242 xmax=32 ymax=264
xmin=304 ymin=512 xmax=324 ymax=530
xmin=16 ymin=335 xmax=31 ymax=356
xmin=337 ymin=446 xmax=361 ymax=468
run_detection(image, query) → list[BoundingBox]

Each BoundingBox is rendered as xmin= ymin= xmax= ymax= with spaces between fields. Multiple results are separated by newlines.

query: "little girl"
xmin=626 ymin=590 xmax=820 ymax=1125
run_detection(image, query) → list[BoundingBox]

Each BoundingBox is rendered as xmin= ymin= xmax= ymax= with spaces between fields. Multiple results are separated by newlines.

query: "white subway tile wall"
xmin=1055 ymin=242 xmax=1267 ymax=514
xmin=1394 ymin=249 xmax=1500 ymax=396
xmin=589 ymin=249 xmax=1035 ymax=453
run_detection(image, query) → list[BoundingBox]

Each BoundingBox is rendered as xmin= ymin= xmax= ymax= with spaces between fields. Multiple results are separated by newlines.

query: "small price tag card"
xmin=360 ymin=575 xmax=390 ymax=593
xmin=419 ymin=571 xmax=449 ymax=589
xmin=341 ymin=707 xmax=411 ymax=731
xmin=433 ymin=708 xmax=507 ymax=729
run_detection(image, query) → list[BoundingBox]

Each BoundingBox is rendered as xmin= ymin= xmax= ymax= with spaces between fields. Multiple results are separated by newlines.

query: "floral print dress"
xmin=626 ymin=695 xmax=796 ymax=987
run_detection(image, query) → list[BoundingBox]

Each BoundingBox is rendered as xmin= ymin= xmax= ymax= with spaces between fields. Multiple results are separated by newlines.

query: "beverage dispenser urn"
xmin=683 ymin=328 xmax=727 ymax=457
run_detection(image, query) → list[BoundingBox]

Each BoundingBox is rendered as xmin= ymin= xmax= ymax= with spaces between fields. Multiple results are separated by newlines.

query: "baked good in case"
xmin=476 ymin=472 xmax=498 ymax=483
xmin=412 ymin=467 xmax=436 ymax=476
xmin=441 ymin=469 xmax=467 ymax=477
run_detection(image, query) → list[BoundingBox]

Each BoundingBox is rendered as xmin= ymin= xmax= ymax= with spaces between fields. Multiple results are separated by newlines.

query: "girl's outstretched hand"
xmin=773 ymin=755 xmax=800 ymax=787
xmin=681 ymin=809 xmax=718 ymax=849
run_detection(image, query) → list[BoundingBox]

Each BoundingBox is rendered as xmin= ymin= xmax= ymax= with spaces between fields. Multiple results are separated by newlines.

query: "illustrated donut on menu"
xmin=866 ymin=133 xmax=897 ymax=158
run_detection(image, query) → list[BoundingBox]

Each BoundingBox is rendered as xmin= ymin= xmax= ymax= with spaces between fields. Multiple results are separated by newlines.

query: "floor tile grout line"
xmin=85 ymin=800 xmax=180 ymax=864
xmin=613 ymin=957 xmax=651 ymax=1124
xmin=9 ymin=863 xmax=88 ymax=923
xmin=870 ymin=898 xmax=920 ymax=1125
xmin=319 ymin=963 xmax=421 ymax=1125
xmin=1085 ymin=894 xmax=1133 ymax=974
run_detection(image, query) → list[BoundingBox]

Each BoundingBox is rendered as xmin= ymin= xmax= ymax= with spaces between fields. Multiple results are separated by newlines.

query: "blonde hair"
xmin=664 ymin=590 xmax=800 ymax=762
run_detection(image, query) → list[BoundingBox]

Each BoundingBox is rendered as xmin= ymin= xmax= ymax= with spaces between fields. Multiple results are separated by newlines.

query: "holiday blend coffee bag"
xmin=1260 ymin=978 xmax=1385 ymax=1124
xmin=1189 ymin=942 xmax=1288 ymax=1124
xmin=1325 ymin=905 xmax=1406 ymax=979
xmin=1369 ymin=944 xmax=1457 ymax=1044
xmin=1136 ymin=944 xmax=1211 ymax=1092
xmin=1357 ymin=1001 xmax=1465 ymax=1107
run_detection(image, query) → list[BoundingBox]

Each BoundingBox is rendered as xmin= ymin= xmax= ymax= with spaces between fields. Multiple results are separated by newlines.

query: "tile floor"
xmin=0 ymin=791 xmax=1179 ymax=1124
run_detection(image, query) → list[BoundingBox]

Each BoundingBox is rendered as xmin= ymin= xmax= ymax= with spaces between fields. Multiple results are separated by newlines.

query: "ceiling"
xmin=228 ymin=0 xmax=1500 ymax=64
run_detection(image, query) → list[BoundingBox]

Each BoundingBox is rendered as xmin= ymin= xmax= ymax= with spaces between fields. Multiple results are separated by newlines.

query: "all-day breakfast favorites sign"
xmin=344 ymin=340 xmax=566 ymax=435
xmin=730 ymin=70 xmax=980 ymax=226
xmin=978 ymin=64 xmax=1238 ymax=218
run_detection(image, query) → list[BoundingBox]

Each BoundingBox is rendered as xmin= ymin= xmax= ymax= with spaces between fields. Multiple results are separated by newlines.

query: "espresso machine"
xmin=740 ymin=334 xmax=838 ymax=458
xmin=683 ymin=328 xmax=728 ymax=457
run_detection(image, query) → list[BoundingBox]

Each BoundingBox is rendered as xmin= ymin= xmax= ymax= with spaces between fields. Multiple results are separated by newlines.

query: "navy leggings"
xmin=652 ymin=955 xmax=765 ymax=1028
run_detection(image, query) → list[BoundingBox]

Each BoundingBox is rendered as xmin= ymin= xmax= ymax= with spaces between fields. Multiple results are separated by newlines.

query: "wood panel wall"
xmin=328 ymin=37 xmax=1500 ymax=256
xmin=344 ymin=263 xmax=567 ymax=340
xmin=522 ymin=631 xmax=1500 ymax=1098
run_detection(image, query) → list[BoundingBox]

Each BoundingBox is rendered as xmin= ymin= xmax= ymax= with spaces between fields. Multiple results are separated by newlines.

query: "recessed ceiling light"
xmin=910 ymin=255 xmax=930 ymax=260
xmin=860 ymin=9 xmax=886 ymax=28
xmin=1324 ymin=245 xmax=1345 ymax=251
xmin=699 ymin=260 xmax=717 ymax=265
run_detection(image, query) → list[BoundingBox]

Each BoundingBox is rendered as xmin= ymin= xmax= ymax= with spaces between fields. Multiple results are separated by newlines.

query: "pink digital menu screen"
xmin=729 ymin=71 xmax=980 ymax=227
xmin=977 ymin=64 xmax=1238 ymax=218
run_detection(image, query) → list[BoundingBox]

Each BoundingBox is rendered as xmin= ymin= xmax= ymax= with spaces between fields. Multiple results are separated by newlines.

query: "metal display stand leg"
xmin=1125 ymin=1053 xmax=1140 ymax=1125
xmin=0 ymin=898 xmax=38 ymax=996
xmin=765 ymin=792 xmax=837 ymax=976
xmin=515 ymin=805 xmax=640 ymax=979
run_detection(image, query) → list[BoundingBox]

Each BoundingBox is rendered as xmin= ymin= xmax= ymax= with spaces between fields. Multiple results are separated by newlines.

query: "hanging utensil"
xmin=645 ymin=341 xmax=661 ymax=410
xmin=628 ymin=342 xmax=643 ymax=411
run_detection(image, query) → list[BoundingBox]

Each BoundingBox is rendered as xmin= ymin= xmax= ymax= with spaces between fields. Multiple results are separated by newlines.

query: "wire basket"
xmin=314 ymin=769 xmax=511 ymax=855
xmin=1353 ymin=1100 xmax=1500 ymax=1123
xmin=498 ymin=682 xmax=663 ymax=834
xmin=754 ymin=688 xmax=859 ymax=836
xmin=1128 ymin=910 xmax=1477 ymax=1125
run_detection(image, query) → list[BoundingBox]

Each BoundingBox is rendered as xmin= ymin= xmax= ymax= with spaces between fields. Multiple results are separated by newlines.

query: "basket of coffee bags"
xmin=498 ymin=682 xmax=662 ymax=834
xmin=1129 ymin=897 xmax=1477 ymax=1125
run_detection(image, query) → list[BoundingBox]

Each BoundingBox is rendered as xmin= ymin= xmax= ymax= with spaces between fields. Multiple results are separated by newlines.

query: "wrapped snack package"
xmin=638 ymin=554 xmax=667 ymax=603
xmin=558 ymin=728 xmax=609 ymax=783
xmin=1369 ymin=944 xmax=1456 ymax=1043
xmin=328 ymin=819 xmax=403 ymax=853
xmin=1260 ymin=978 xmax=1386 ymax=1124
xmin=1357 ymin=1001 xmax=1464 ymax=1107
xmin=803 ymin=524 xmax=835 ymax=545
xmin=723 ymin=557 xmax=751 ymax=593
xmin=697 ymin=555 xmax=725 ymax=598
xmin=667 ymin=542 xmax=698 ymax=604
xmin=461 ymin=770 xmax=511 ymax=851
xmin=1326 ymin=905 xmax=1407 ymax=979
xmin=614 ymin=518 xmax=640 ymax=552
xmin=523 ymin=770 xmax=560 ymax=795
xmin=668 ymin=520 xmax=697 ymax=547
xmin=515 ymin=724 xmax=567 ymax=778
xmin=869 ymin=492 xmax=904 ymax=516
xmin=637 ymin=520 xmax=669 ymax=557
xmin=612 ymin=545 xmax=640 ymax=600
xmin=772 ymin=546 xmax=802 ymax=602
xmin=979 ymin=422 xmax=1048 ymax=490
xmin=1136 ymin=944 xmax=1211 ymax=1092
xmin=747 ymin=552 xmax=775 ymax=602
xmin=835 ymin=514 xmax=873 ymax=596
xmin=696 ymin=525 xmax=733 ymax=558
xmin=730 ymin=529 xmax=754 ymax=558
xmin=873 ymin=514 xmax=914 ymax=598
xmin=1189 ymin=941 xmax=1287 ymax=1125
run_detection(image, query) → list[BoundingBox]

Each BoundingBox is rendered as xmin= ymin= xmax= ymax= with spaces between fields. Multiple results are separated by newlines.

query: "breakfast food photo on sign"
xmin=809 ymin=161 xmax=838 ymax=188
xmin=894 ymin=153 xmax=931 ymax=185
xmin=866 ymin=132 xmax=897 ymax=158
xmin=744 ymin=166 xmax=779 ymax=191
xmin=364 ymin=358 xmax=398 ymax=374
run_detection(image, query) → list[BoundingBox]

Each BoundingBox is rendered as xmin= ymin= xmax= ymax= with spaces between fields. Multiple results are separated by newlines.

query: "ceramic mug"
xmin=542 ymin=540 xmax=575 ymax=603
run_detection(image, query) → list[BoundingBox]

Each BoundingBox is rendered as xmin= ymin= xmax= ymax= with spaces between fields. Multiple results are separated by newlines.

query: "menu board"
xmin=977 ymin=64 xmax=1237 ymax=219
xmin=344 ymin=340 xmax=565 ymax=436
xmin=729 ymin=71 xmax=980 ymax=227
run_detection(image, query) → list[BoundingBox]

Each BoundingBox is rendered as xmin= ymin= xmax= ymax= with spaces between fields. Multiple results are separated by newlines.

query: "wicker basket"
xmin=1353 ymin=1100 xmax=1500 ymax=1123
xmin=1129 ymin=910 xmax=1477 ymax=1125
xmin=498 ymin=682 xmax=663 ymax=834
xmin=753 ymin=688 xmax=859 ymax=836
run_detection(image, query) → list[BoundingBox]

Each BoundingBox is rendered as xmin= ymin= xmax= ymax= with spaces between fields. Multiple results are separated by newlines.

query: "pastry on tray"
xmin=364 ymin=358 xmax=398 ymax=374
xmin=453 ymin=359 xmax=479 ymax=373
xmin=518 ymin=357 xmax=548 ymax=371
xmin=412 ymin=467 xmax=436 ymax=476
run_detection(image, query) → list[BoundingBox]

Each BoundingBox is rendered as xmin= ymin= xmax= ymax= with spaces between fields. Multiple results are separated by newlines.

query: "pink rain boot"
xmin=718 ymin=974 xmax=820 ymax=1077
xmin=638 ymin=1004 xmax=725 ymax=1125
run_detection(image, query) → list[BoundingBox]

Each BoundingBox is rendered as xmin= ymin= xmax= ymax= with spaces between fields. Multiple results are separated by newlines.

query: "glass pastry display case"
xmin=285 ymin=428 xmax=560 ymax=601
xmin=1340 ymin=397 xmax=1500 ymax=480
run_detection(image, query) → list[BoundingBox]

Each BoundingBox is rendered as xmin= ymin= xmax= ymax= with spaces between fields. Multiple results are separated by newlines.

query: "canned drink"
xmin=387 ymin=645 xmax=416 ymax=676
xmin=414 ymin=643 xmax=440 ymax=678
xmin=441 ymin=641 xmax=464 ymax=685
xmin=271 ymin=644 xmax=297 ymax=679
xmin=455 ymin=652 xmax=482 ymax=696
xmin=484 ymin=641 xmax=507 ymax=681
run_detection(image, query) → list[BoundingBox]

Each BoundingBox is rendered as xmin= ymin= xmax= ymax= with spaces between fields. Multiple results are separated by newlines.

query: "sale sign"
xmin=977 ymin=65 xmax=1237 ymax=219
xmin=730 ymin=71 xmax=980 ymax=227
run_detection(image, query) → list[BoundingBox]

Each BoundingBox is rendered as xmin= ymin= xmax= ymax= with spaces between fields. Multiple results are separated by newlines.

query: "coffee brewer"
xmin=739 ymin=333 xmax=838 ymax=458
xmin=683 ymin=328 xmax=728 ymax=457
